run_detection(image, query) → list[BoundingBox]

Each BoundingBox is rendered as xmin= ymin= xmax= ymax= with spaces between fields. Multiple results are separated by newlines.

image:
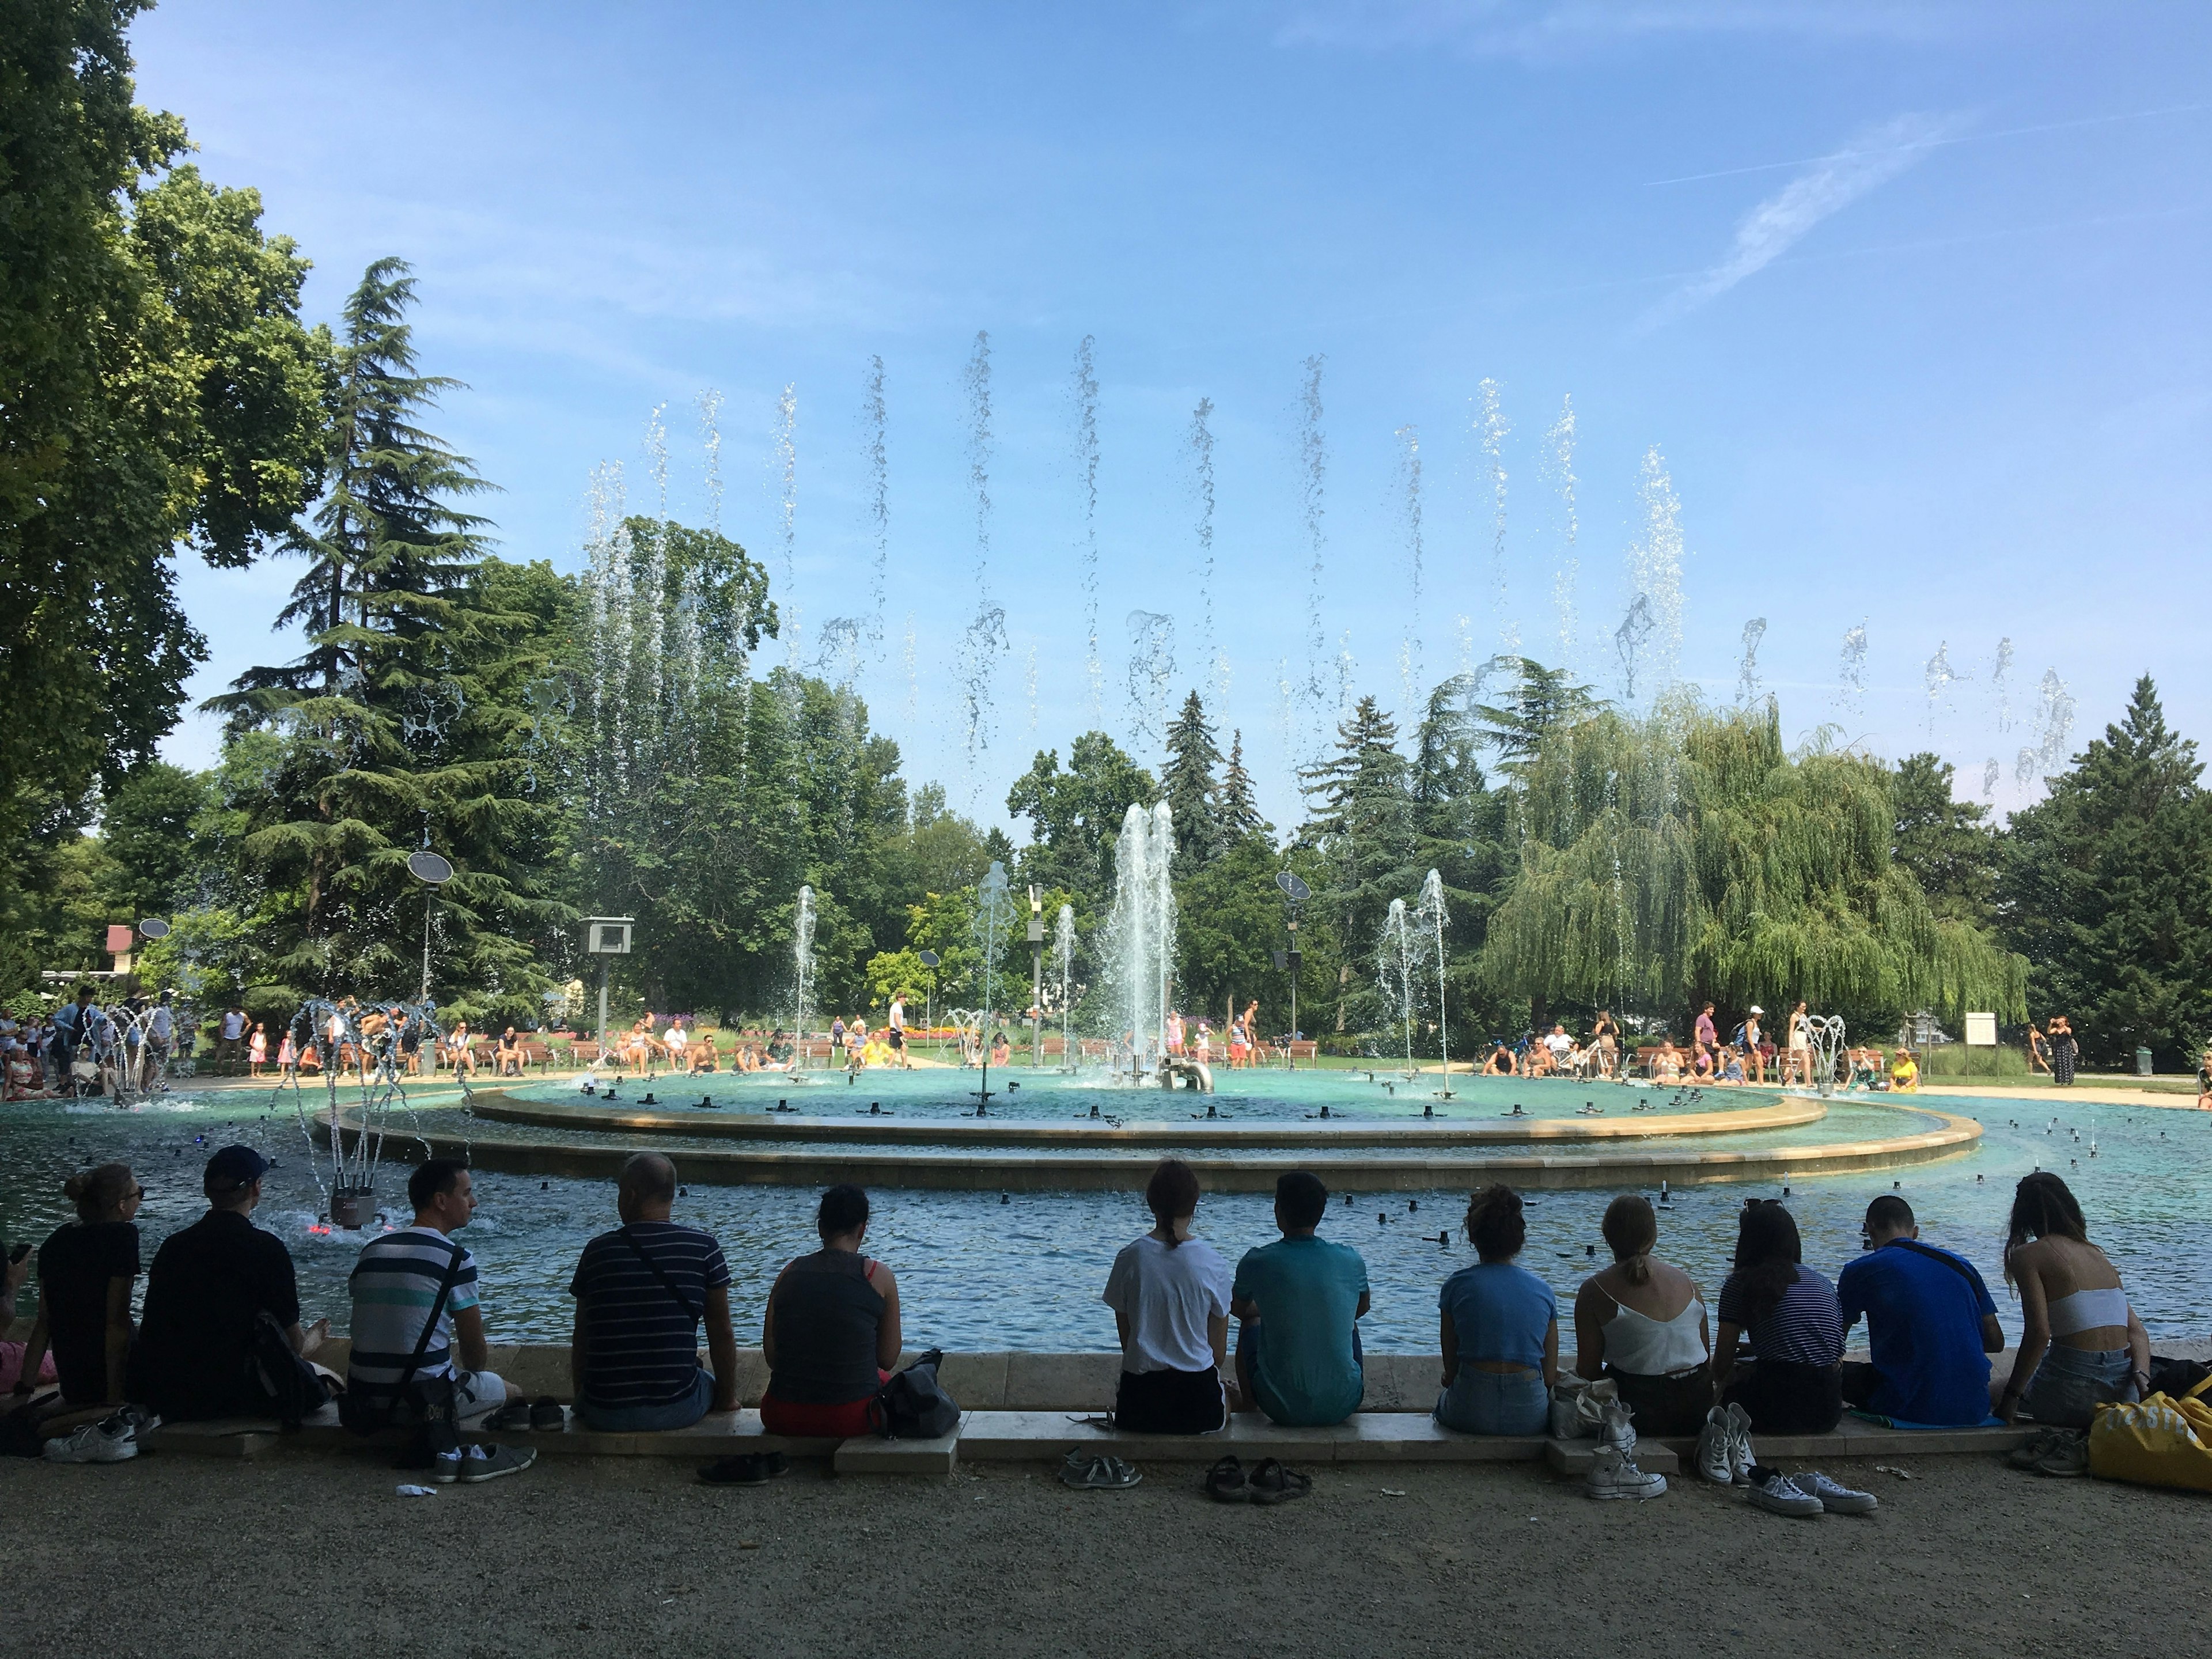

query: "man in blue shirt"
xmin=1231 ymin=1172 xmax=1370 ymax=1426
xmin=1836 ymin=1195 xmax=2003 ymax=1426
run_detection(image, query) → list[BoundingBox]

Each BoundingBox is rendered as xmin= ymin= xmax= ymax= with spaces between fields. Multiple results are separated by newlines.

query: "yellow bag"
xmin=2086 ymin=1374 xmax=2212 ymax=1492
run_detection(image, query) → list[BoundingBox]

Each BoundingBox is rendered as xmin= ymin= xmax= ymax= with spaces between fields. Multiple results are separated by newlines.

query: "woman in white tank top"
xmin=1998 ymin=1172 xmax=2149 ymax=1427
xmin=1572 ymin=1194 xmax=1714 ymax=1435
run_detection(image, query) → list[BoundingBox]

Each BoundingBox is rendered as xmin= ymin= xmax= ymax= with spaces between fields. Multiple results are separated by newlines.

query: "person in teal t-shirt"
xmin=1232 ymin=1172 xmax=1371 ymax=1426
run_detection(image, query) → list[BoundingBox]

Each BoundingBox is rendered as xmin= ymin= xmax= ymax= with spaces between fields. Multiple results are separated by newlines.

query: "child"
xmin=248 ymin=1022 xmax=268 ymax=1078
xmin=276 ymin=1029 xmax=298 ymax=1081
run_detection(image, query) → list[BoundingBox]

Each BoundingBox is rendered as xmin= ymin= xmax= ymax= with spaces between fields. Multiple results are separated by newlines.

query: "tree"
xmin=95 ymin=762 xmax=213 ymax=924
xmin=1298 ymin=696 xmax=1416 ymax=1033
xmin=1159 ymin=690 xmax=1222 ymax=869
xmin=1472 ymin=658 xmax=1602 ymax=778
xmin=1214 ymin=729 xmax=1267 ymax=847
xmin=1997 ymin=676 xmax=2212 ymax=1069
xmin=1005 ymin=732 xmax=1156 ymax=908
xmin=1 ymin=4 xmax=329 ymax=812
xmin=1892 ymin=753 xmax=1996 ymax=929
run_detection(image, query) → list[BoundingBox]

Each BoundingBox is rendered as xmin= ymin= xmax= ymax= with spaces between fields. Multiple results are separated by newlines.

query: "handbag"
xmin=1546 ymin=1376 xmax=1619 ymax=1440
xmin=2086 ymin=1373 xmax=2212 ymax=1493
xmin=870 ymin=1347 xmax=960 ymax=1440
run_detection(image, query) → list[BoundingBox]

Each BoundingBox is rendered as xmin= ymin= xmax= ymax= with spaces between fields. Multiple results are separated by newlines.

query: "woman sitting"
xmin=1717 ymin=1047 xmax=1747 ymax=1084
xmin=11 ymin=1163 xmax=142 ymax=1407
xmin=1888 ymin=1048 xmax=1919 ymax=1092
xmin=1435 ymin=1186 xmax=1558 ymax=1435
xmin=1691 ymin=1044 xmax=1715 ymax=1082
xmin=759 ymin=1184 xmax=902 ymax=1438
xmin=1101 ymin=1159 xmax=1233 ymax=1433
xmin=1652 ymin=1041 xmax=1683 ymax=1085
xmin=1997 ymin=1172 xmax=2149 ymax=1427
xmin=1711 ymin=1199 xmax=1843 ymax=1433
xmin=988 ymin=1031 xmax=1012 ymax=1067
xmin=1573 ymin=1195 xmax=1713 ymax=1435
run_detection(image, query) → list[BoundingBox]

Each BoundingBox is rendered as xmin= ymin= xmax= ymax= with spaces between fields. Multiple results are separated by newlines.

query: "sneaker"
xmin=43 ymin=1414 xmax=139 ymax=1464
xmin=1695 ymin=1406 xmax=1735 ymax=1486
xmin=1724 ymin=1402 xmax=1757 ymax=1485
xmin=456 ymin=1442 xmax=536 ymax=1483
xmin=2006 ymin=1427 xmax=2071 ymax=1471
xmin=1597 ymin=1399 xmax=1637 ymax=1456
xmin=1747 ymin=1465 xmax=1823 ymax=1517
xmin=1802 ymin=1470 xmax=1878 ymax=1513
xmin=2032 ymin=1434 xmax=2089 ymax=1478
xmin=1585 ymin=1444 xmax=1667 ymax=1500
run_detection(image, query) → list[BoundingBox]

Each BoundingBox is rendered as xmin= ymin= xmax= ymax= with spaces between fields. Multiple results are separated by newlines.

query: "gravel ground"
xmin=4 ymin=1446 xmax=2205 ymax=1658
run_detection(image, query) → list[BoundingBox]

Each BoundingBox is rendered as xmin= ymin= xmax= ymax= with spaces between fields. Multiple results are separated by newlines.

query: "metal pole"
xmin=597 ymin=957 xmax=609 ymax=1053
xmin=421 ymin=891 xmax=433 ymax=1005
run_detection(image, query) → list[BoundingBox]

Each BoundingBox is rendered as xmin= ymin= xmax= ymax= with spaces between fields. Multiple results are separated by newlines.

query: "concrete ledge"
xmin=955 ymin=1410 xmax=1549 ymax=1464
xmin=1544 ymin=1437 xmax=1680 ymax=1474
xmin=834 ymin=1422 xmax=961 ymax=1476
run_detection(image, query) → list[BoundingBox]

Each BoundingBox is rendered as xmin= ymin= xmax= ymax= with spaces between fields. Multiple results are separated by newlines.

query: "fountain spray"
xmin=1416 ymin=868 xmax=1452 ymax=1097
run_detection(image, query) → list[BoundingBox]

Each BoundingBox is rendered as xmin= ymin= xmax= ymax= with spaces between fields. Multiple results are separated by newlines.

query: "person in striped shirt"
xmin=567 ymin=1154 xmax=738 ymax=1430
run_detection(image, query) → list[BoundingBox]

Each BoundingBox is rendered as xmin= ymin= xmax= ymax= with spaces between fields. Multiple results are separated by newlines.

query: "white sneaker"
xmin=43 ymin=1413 xmax=138 ymax=1464
xmin=1597 ymin=1399 xmax=1637 ymax=1456
xmin=1585 ymin=1444 xmax=1668 ymax=1500
xmin=1725 ymin=1402 xmax=1757 ymax=1485
xmin=1695 ymin=1406 xmax=1734 ymax=1485
xmin=1802 ymin=1470 xmax=1877 ymax=1513
xmin=1747 ymin=1466 xmax=1823 ymax=1517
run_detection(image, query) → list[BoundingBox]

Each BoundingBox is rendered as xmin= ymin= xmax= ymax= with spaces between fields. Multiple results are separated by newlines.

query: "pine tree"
xmin=1892 ymin=753 xmax=1996 ymax=929
xmin=1997 ymin=676 xmax=2212 ymax=1068
xmin=1160 ymin=691 xmax=1222 ymax=869
xmin=1214 ymin=729 xmax=1267 ymax=847
xmin=1299 ymin=695 xmax=1416 ymax=1031
xmin=1473 ymin=657 xmax=1601 ymax=778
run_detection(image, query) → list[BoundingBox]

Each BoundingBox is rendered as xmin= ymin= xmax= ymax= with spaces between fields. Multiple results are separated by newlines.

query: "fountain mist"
xmin=1104 ymin=803 xmax=1177 ymax=1073
xmin=1474 ymin=380 xmax=1509 ymax=645
xmin=1074 ymin=338 xmax=1103 ymax=721
xmin=864 ymin=355 xmax=888 ymax=654
xmin=1547 ymin=396 xmax=1578 ymax=672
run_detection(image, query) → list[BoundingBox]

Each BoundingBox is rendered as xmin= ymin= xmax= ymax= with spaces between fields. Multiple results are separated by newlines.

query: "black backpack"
xmin=248 ymin=1309 xmax=330 ymax=1430
xmin=870 ymin=1348 xmax=959 ymax=1439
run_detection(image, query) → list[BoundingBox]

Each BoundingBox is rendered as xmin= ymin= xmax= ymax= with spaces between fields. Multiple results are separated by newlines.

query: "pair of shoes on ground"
xmin=482 ymin=1396 xmax=566 ymax=1434
xmin=1060 ymin=1449 xmax=1142 ymax=1490
xmin=1695 ymin=1403 xmax=1757 ymax=1486
xmin=1585 ymin=1402 xmax=1667 ymax=1499
xmin=1747 ymin=1465 xmax=1878 ymax=1516
xmin=1206 ymin=1454 xmax=1312 ymax=1505
xmin=43 ymin=1406 xmax=161 ymax=1465
xmin=432 ymin=1442 xmax=537 ymax=1483
xmin=699 ymin=1450 xmax=789 ymax=1486
xmin=2005 ymin=1426 xmax=2088 ymax=1477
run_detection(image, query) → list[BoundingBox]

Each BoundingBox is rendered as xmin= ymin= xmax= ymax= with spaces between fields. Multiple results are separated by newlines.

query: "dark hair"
xmin=1465 ymin=1185 xmax=1525 ymax=1262
xmin=64 ymin=1162 xmax=135 ymax=1222
xmin=2005 ymin=1171 xmax=2086 ymax=1282
xmin=1145 ymin=1158 xmax=1201 ymax=1248
xmin=817 ymin=1183 xmax=870 ymax=1241
xmin=1864 ymin=1194 xmax=1914 ymax=1236
xmin=1601 ymin=1195 xmax=1658 ymax=1285
xmin=620 ymin=1153 xmax=677 ymax=1206
xmin=1275 ymin=1171 xmax=1327 ymax=1230
xmin=407 ymin=1157 xmax=470 ymax=1211
xmin=1730 ymin=1199 xmax=1803 ymax=1324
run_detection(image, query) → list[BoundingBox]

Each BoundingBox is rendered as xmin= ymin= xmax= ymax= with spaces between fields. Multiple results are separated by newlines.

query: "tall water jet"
xmin=1415 ymin=868 xmax=1452 ymax=1095
xmin=1474 ymin=380 xmax=1509 ymax=646
xmin=902 ymin=613 xmax=918 ymax=726
xmin=959 ymin=331 xmax=999 ymax=799
xmin=972 ymin=860 xmax=1012 ymax=1097
xmin=696 ymin=389 xmax=725 ymax=532
xmin=1190 ymin=397 xmax=1223 ymax=707
xmin=1126 ymin=610 xmax=1175 ymax=757
xmin=645 ymin=402 xmax=670 ymax=520
xmin=1104 ymin=802 xmax=1176 ymax=1074
xmin=1614 ymin=595 xmax=1654 ymax=704
xmin=1737 ymin=617 xmax=1768 ymax=706
xmin=1054 ymin=903 xmax=1076 ymax=1069
xmin=1628 ymin=446 xmax=1684 ymax=701
xmin=1378 ymin=896 xmax=1421 ymax=1080
xmin=1836 ymin=622 xmax=1869 ymax=721
xmin=1297 ymin=355 xmax=1328 ymax=756
xmin=1024 ymin=645 xmax=1039 ymax=736
xmin=1988 ymin=636 xmax=2015 ymax=734
xmin=793 ymin=885 xmax=817 ymax=1067
xmin=1923 ymin=641 xmax=1967 ymax=743
xmin=1074 ymin=339 xmax=1104 ymax=721
xmin=1547 ymin=395 xmax=1579 ymax=672
xmin=773 ymin=384 xmax=800 ymax=669
xmin=1983 ymin=757 xmax=2001 ymax=801
xmin=1396 ymin=423 xmax=1424 ymax=715
xmin=863 ymin=355 xmax=888 ymax=654
xmin=2018 ymin=669 xmax=2076 ymax=785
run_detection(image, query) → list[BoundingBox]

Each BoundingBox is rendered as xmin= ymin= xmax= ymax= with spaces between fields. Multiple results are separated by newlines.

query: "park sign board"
xmin=1964 ymin=1012 xmax=1998 ymax=1047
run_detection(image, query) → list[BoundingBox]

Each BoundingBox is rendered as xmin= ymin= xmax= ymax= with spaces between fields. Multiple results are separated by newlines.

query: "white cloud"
xmin=1641 ymin=111 xmax=1965 ymax=327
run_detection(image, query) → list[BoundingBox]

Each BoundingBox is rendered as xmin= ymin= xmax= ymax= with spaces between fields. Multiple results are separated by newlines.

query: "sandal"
xmin=1247 ymin=1458 xmax=1312 ymax=1505
xmin=698 ymin=1451 xmax=789 ymax=1486
xmin=1205 ymin=1455 xmax=1249 ymax=1503
xmin=1059 ymin=1450 xmax=1142 ymax=1489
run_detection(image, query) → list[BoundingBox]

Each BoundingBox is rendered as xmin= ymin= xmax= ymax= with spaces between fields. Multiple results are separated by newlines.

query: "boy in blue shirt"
xmin=1232 ymin=1172 xmax=1370 ymax=1426
xmin=1837 ymin=1195 xmax=2003 ymax=1426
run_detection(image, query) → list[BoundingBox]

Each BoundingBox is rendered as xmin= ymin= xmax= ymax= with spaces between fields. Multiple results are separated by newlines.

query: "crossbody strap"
xmin=1889 ymin=1238 xmax=1986 ymax=1291
xmin=618 ymin=1226 xmax=704 ymax=1322
xmin=374 ymin=1238 xmax=467 ymax=1428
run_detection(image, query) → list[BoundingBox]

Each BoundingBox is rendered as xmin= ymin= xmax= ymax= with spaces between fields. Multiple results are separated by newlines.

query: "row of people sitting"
xmin=5 ymin=1152 xmax=2146 ymax=1457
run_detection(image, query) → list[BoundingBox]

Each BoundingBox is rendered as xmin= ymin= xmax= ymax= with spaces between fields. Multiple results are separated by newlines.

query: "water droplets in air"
xmin=863 ymin=355 xmax=888 ymax=655
xmin=1073 ymin=338 xmax=1103 ymax=723
xmin=1473 ymin=380 xmax=1509 ymax=646
xmin=1126 ymin=611 xmax=1175 ymax=758
xmin=695 ymin=389 xmax=724 ymax=532
xmin=772 ymin=384 xmax=799 ymax=669
xmin=959 ymin=331 xmax=1001 ymax=798
xmin=1982 ymin=757 xmax=2001 ymax=801
xmin=1546 ymin=395 xmax=1578 ymax=673
xmin=1297 ymin=355 xmax=1328 ymax=757
xmin=1988 ymin=636 xmax=2015 ymax=734
xmin=1626 ymin=446 xmax=1684 ymax=703
xmin=2016 ymin=669 xmax=2076 ymax=785
xmin=1923 ymin=641 xmax=1967 ymax=743
xmin=1836 ymin=622 xmax=1869 ymax=721
xmin=1396 ymin=422 xmax=1424 ymax=718
xmin=1190 ymin=396 xmax=1225 ymax=707
xmin=1737 ymin=618 xmax=1768 ymax=707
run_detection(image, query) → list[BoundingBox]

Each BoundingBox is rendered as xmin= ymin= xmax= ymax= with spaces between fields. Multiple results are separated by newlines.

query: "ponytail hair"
xmin=1601 ymin=1194 xmax=1658 ymax=1285
xmin=64 ymin=1162 xmax=135 ymax=1222
xmin=1145 ymin=1158 xmax=1201 ymax=1248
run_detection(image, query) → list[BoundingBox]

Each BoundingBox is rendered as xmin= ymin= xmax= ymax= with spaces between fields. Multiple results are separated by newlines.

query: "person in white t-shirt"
xmin=219 ymin=1006 xmax=247 ymax=1073
xmin=887 ymin=995 xmax=911 ymax=1068
xmin=1101 ymin=1159 xmax=1234 ymax=1433
xmin=1543 ymin=1024 xmax=1573 ymax=1066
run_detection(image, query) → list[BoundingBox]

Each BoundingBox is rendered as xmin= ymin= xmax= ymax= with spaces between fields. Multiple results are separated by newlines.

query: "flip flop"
xmin=698 ymin=1451 xmax=789 ymax=1486
xmin=1205 ymin=1455 xmax=1250 ymax=1503
xmin=1247 ymin=1458 xmax=1312 ymax=1505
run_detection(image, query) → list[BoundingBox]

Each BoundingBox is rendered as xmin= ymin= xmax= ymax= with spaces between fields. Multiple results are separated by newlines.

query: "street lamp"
xmin=1274 ymin=869 xmax=1309 ymax=1071
xmin=581 ymin=916 xmax=635 ymax=1050
xmin=918 ymin=949 xmax=940 ymax=1060
xmin=407 ymin=847 xmax=455 ymax=1003
xmin=1027 ymin=885 xmax=1045 ymax=1069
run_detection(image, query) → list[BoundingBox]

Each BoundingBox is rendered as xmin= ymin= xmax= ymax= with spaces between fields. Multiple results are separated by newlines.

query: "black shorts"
xmin=888 ymin=1029 xmax=903 ymax=1050
xmin=1114 ymin=1366 xmax=1225 ymax=1434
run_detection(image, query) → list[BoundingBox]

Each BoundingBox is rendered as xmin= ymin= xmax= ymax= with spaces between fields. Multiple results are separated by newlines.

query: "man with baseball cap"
xmin=128 ymin=1145 xmax=329 ymax=1421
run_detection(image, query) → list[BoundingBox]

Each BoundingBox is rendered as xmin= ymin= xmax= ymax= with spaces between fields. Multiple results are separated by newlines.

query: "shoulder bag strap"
xmin=618 ymin=1225 xmax=704 ymax=1321
xmin=1889 ymin=1238 xmax=1987 ymax=1290
xmin=374 ymin=1238 xmax=467 ymax=1429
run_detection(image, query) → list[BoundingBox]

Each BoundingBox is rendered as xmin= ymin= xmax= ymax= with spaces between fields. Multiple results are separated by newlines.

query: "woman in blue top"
xmin=1435 ymin=1186 xmax=1558 ymax=1435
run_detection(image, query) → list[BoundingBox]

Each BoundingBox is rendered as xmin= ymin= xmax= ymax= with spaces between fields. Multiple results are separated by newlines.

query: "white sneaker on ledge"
xmin=1695 ymin=1406 xmax=1735 ymax=1484
xmin=1585 ymin=1444 xmax=1668 ymax=1500
xmin=1802 ymin=1470 xmax=1877 ymax=1513
xmin=1598 ymin=1399 xmax=1637 ymax=1456
xmin=43 ymin=1414 xmax=138 ymax=1464
xmin=1724 ymin=1402 xmax=1757 ymax=1486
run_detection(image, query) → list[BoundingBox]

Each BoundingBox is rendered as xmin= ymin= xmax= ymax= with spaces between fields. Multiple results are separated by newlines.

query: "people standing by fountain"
xmin=1434 ymin=1187 xmax=1558 ymax=1437
xmin=1102 ymin=1159 xmax=1233 ymax=1434
xmin=567 ymin=1154 xmax=737 ymax=1431
xmin=1996 ymin=1172 xmax=2149 ymax=1429
xmin=2048 ymin=1016 xmax=2080 ymax=1086
xmin=1165 ymin=1009 xmax=1185 ymax=1059
xmin=10 ymin=1163 xmax=141 ymax=1407
xmin=1591 ymin=1010 xmax=1619 ymax=1079
xmin=1231 ymin=1172 xmax=1370 ymax=1427
xmin=760 ymin=1184 xmax=902 ymax=1439
xmin=1740 ymin=1007 xmax=1766 ymax=1084
xmin=1785 ymin=1002 xmax=1812 ymax=1087
xmin=2027 ymin=1021 xmax=2052 ymax=1075
xmin=1711 ymin=1200 xmax=1843 ymax=1434
xmin=887 ymin=992 xmax=911 ymax=1068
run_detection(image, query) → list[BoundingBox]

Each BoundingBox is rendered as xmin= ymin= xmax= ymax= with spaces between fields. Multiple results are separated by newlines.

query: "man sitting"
xmin=567 ymin=1154 xmax=738 ymax=1431
xmin=497 ymin=1027 xmax=524 ymax=1076
xmin=1836 ymin=1195 xmax=2002 ymax=1426
xmin=128 ymin=1146 xmax=329 ymax=1421
xmin=346 ymin=1158 xmax=533 ymax=1480
xmin=1232 ymin=1172 xmax=1371 ymax=1427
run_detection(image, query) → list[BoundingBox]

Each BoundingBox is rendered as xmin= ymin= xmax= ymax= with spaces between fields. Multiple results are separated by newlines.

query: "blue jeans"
xmin=1435 ymin=1368 xmax=1548 ymax=1435
xmin=2022 ymin=1346 xmax=2136 ymax=1430
xmin=575 ymin=1366 xmax=717 ymax=1433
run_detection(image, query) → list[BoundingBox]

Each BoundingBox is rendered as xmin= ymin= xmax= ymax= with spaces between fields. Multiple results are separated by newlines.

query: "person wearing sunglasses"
xmin=13 ymin=1163 xmax=144 ymax=1406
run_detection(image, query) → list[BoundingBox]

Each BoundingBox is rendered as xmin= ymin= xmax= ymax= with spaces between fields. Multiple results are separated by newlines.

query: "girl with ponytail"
xmin=1570 ymin=1194 xmax=1714 ymax=1435
xmin=1101 ymin=1160 xmax=1234 ymax=1433
xmin=13 ymin=1164 xmax=143 ymax=1406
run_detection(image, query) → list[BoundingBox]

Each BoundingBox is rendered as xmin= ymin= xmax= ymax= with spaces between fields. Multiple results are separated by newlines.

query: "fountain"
xmin=793 ymin=885 xmax=817 ymax=1072
xmin=1054 ymin=903 xmax=1077 ymax=1073
xmin=1103 ymin=801 xmax=1200 ymax=1087
xmin=283 ymin=998 xmax=448 ymax=1228
xmin=1415 ymin=868 xmax=1453 ymax=1097
xmin=1378 ymin=897 xmax=1422 ymax=1082
xmin=972 ymin=861 xmax=1012 ymax=1101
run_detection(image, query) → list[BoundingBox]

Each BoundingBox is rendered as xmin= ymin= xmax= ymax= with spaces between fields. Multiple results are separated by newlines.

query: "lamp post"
xmin=581 ymin=916 xmax=636 ymax=1051
xmin=406 ymin=846 xmax=456 ymax=1004
xmin=919 ymin=949 xmax=940 ymax=1061
xmin=1027 ymin=885 xmax=1045 ymax=1069
xmin=1275 ymin=869 xmax=1309 ymax=1070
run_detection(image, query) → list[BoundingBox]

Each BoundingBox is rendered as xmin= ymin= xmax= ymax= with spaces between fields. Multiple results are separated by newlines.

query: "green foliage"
xmin=1172 ymin=831 xmax=1305 ymax=1034
xmin=1892 ymin=752 xmax=1997 ymax=928
xmin=1997 ymin=676 xmax=2212 ymax=1069
xmin=1006 ymin=731 xmax=1157 ymax=908
xmin=1160 ymin=691 xmax=1221 ymax=869
xmin=1298 ymin=695 xmax=1416 ymax=1032
xmin=1215 ymin=730 xmax=1267 ymax=846
xmin=94 ymin=761 xmax=213 ymax=923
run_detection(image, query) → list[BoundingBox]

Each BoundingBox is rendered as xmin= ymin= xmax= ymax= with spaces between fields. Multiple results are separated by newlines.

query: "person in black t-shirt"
xmin=13 ymin=1163 xmax=142 ymax=1405
xmin=128 ymin=1146 xmax=329 ymax=1421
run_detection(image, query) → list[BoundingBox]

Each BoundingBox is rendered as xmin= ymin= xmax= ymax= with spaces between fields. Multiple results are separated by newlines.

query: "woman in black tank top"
xmin=761 ymin=1185 xmax=903 ymax=1438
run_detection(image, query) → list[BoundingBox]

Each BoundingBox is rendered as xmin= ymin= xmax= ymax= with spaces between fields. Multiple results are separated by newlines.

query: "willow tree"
xmin=1480 ymin=698 xmax=2025 ymax=1033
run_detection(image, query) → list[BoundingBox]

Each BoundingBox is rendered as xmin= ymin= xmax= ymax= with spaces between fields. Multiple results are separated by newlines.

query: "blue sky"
xmin=137 ymin=1 xmax=2211 ymax=827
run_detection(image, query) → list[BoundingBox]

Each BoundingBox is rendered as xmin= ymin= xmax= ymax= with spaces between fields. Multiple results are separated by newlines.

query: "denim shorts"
xmin=2022 ymin=1346 xmax=2137 ymax=1429
xmin=1435 ymin=1368 xmax=1548 ymax=1435
xmin=576 ymin=1366 xmax=717 ymax=1433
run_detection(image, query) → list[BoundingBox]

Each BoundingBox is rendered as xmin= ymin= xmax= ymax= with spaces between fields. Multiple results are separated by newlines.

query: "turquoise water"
xmin=2 ymin=1082 xmax=2204 ymax=1351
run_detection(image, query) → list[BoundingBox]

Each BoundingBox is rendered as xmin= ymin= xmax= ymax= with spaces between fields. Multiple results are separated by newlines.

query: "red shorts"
xmin=759 ymin=1378 xmax=888 ymax=1439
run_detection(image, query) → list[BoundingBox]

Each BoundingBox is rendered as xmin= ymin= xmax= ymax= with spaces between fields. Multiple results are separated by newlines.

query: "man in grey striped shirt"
xmin=347 ymin=1159 xmax=517 ymax=1425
